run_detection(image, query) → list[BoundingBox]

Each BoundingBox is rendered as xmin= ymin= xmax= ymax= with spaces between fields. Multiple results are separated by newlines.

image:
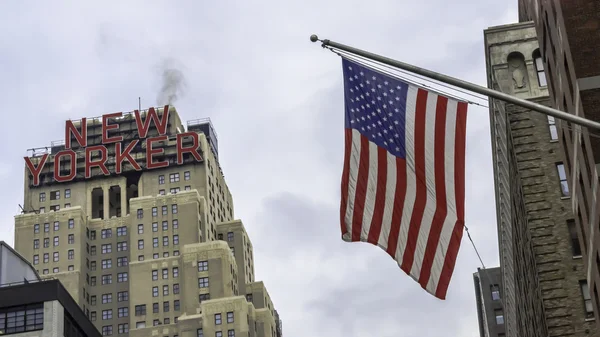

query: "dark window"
xmin=556 ymin=163 xmax=569 ymax=196
xmin=567 ymin=219 xmax=582 ymax=257
xmin=580 ymin=280 xmax=594 ymax=318
xmin=227 ymin=311 xmax=234 ymax=323
xmin=215 ymin=313 xmax=222 ymax=325
xmin=135 ymin=305 xmax=146 ymax=316
xmin=0 ymin=303 xmax=44 ymax=333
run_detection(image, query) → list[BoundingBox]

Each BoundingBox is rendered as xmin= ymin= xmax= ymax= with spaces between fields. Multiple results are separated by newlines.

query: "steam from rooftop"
xmin=156 ymin=58 xmax=187 ymax=106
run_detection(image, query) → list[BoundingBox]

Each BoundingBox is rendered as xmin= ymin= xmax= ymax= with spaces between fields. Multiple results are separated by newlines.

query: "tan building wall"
xmin=14 ymin=109 xmax=280 ymax=337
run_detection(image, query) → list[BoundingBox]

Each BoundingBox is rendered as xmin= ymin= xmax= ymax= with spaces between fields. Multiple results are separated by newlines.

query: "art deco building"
xmin=517 ymin=0 xmax=600 ymax=328
xmin=13 ymin=106 xmax=283 ymax=337
xmin=485 ymin=21 xmax=596 ymax=336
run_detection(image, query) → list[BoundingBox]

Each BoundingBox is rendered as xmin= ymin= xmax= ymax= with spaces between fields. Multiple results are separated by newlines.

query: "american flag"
xmin=339 ymin=58 xmax=467 ymax=299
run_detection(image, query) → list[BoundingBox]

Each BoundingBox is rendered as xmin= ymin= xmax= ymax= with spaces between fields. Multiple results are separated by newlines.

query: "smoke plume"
xmin=156 ymin=59 xmax=187 ymax=106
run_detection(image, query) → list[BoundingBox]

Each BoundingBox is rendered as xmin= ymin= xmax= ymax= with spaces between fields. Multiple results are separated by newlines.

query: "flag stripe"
xmin=401 ymin=88 xmax=429 ymax=273
xmin=419 ymin=96 xmax=449 ymax=288
xmin=340 ymin=128 xmax=353 ymax=237
xmin=435 ymin=101 xmax=468 ymax=299
xmin=426 ymin=99 xmax=458 ymax=294
xmin=343 ymin=130 xmax=362 ymax=242
xmin=361 ymin=141 xmax=380 ymax=241
xmin=351 ymin=135 xmax=371 ymax=241
xmin=367 ymin=147 xmax=389 ymax=244
xmin=377 ymin=152 xmax=398 ymax=252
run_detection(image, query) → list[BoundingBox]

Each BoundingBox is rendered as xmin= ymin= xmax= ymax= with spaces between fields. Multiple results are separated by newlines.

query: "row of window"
xmin=137 ymin=251 xmax=180 ymax=261
xmin=136 ymin=205 xmax=178 ymax=219
xmin=38 ymin=203 xmax=72 ymax=213
xmin=0 ymin=304 xmax=44 ymax=334
xmin=33 ymin=234 xmax=75 ymax=249
xmin=88 ymin=257 xmax=129 ymax=270
xmin=159 ymin=172 xmax=191 ymax=185
xmin=39 ymin=189 xmax=71 ymax=202
xmin=100 ymin=323 xmax=128 ymax=336
xmin=38 ymin=265 xmax=75 ymax=274
xmin=136 ymin=235 xmax=180 ymax=249
xmin=152 ymin=267 xmax=179 ymax=280
xmin=87 ymin=272 xmax=129 ymax=286
xmin=138 ymin=220 xmax=180 ymax=234
xmin=152 ymin=284 xmax=180 ymax=297
xmin=198 ymin=329 xmax=235 ymax=337
xmin=33 ymin=250 xmax=75 ymax=264
xmin=33 ymin=219 xmax=75 ymax=233
xmin=89 ymin=291 xmax=129 ymax=305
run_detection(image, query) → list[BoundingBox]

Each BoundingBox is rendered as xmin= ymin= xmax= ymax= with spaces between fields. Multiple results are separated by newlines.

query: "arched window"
xmin=533 ymin=49 xmax=547 ymax=87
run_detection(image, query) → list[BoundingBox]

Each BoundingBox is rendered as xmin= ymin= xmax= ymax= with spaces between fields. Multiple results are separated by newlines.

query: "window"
xmin=153 ymin=238 xmax=159 ymax=248
xmin=91 ymin=311 xmax=97 ymax=321
xmin=184 ymin=171 xmax=191 ymax=180
xmin=102 ymin=293 xmax=112 ymax=304
xmin=0 ymin=304 xmax=44 ymax=333
xmin=495 ymin=309 xmax=504 ymax=325
xmin=39 ymin=192 xmax=46 ymax=202
xmin=152 ymin=207 xmax=158 ymax=217
xmin=33 ymin=254 xmax=39 ymax=265
xmin=227 ymin=232 xmax=234 ymax=242
xmin=557 ymin=163 xmax=569 ymax=196
xmin=163 ymin=301 xmax=170 ymax=312
xmin=215 ymin=313 xmax=222 ymax=325
xmin=102 ymin=274 xmax=112 ymax=285
xmin=118 ymin=323 xmax=129 ymax=334
xmin=102 ymin=259 xmax=112 ymax=269
xmin=54 ymin=236 xmax=59 ymax=247
xmin=173 ymin=267 xmax=179 ymax=278
xmin=53 ymin=252 xmax=59 ymax=262
xmin=163 ymin=251 xmax=169 ymax=257
xmin=173 ymin=284 xmax=180 ymax=294
xmin=162 ymin=269 xmax=168 ymax=279
xmin=91 ymin=296 xmax=97 ymax=305
xmin=39 ymin=207 xmax=45 ymax=213
xmin=138 ymin=240 xmax=144 ymax=250
xmin=117 ymin=291 xmax=128 ymax=302
xmin=54 ymin=222 xmax=60 ymax=231
xmin=117 ymin=307 xmax=128 ymax=318
xmin=153 ymin=303 xmax=159 ymax=313
xmin=170 ymin=173 xmax=180 ymax=183
xmin=101 ymin=229 xmax=112 ymax=239
xmin=199 ymin=293 xmax=210 ymax=302
xmin=102 ymin=309 xmax=112 ymax=320
xmin=174 ymin=250 xmax=180 ymax=256
xmin=174 ymin=300 xmax=180 ymax=311
xmin=159 ymin=175 xmax=165 ymax=184
xmin=547 ymin=116 xmax=558 ymax=140
xmin=173 ymin=235 xmax=179 ymax=245
xmin=567 ymin=219 xmax=582 ymax=257
xmin=246 ymin=294 xmax=253 ymax=302
xmin=173 ymin=220 xmax=179 ymax=229
xmin=198 ymin=261 xmax=209 ymax=271
xmin=68 ymin=218 xmax=74 ymax=229
xmin=117 ymin=272 xmax=128 ymax=282
xmin=170 ymin=187 xmax=180 ymax=194
xmin=152 ymin=286 xmax=159 ymax=297
xmin=185 ymin=185 xmax=191 ymax=191
xmin=53 ymin=267 xmax=59 ymax=273
xmin=117 ymin=241 xmax=128 ymax=252
xmin=159 ymin=189 xmax=165 ymax=195
xmin=163 ymin=236 xmax=169 ymax=246
xmin=138 ymin=224 xmax=144 ymax=234
xmin=199 ymin=277 xmax=209 ymax=288
xmin=90 ymin=230 xmax=96 ymax=240
xmin=162 ymin=221 xmax=168 ymax=231
xmin=153 ymin=223 xmax=158 ymax=232
xmin=68 ymin=249 xmax=74 ymax=260
xmin=580 ymin=280 xmax=594 ymax=318
xmin=228 ymin=330 xmax=235 ymax=337
xmin=152 ymin=270 xmax=159 ymax=281
xmin=533 ymin=49 xmax=547 ymax=87
xmin=197 ymin=328 xmax=204 ymax=337
xmin=68 ymin=234 xmax=74 ymax=244
xmin=44 ymin=223 xmax=49 ymax=232
xmin=216 ymin=332 xmax=223 ymax=337
xmin=491 ymin=285 xmax=500 ymax=301
xmin=135 ymin=305 xmax=146 ymax=316
xmin=43 ymin=253 xmax=49 ymax=263
xmin=101 ymin=244 xmax=112 ymax=254
xmin=90 ymin=276 xmax=96 ymax=286
xmin=34 ymin=224 xmax=40 ymax=233
xmin=91 ymin=245 xmax=97 ymax=256
xmin=117 ymin=226 xmax=127 ymax=236
xmin=43 ymin=238 xmax=49 ymax=248
xmin=65 ymin=189 xmax=71 ymax=198
xmin=117 ymin=257 xmax=128 ymax=267
xmin=33 ymin=239 xmax=39 ymax=249
xmin=227 ymin=311 xmax=234 ymax=323
xmin=137 ymin=209 xmax=143 ymax=219
xmin=163 ymin=285 xmax=169 ymax=296
xmin=172 ymin=204 xmax=178 ymax=214
xmin=101 ymin=325 xmax=112 ymax=336
xmin=138 ymin=255 xmax=144 ymax=261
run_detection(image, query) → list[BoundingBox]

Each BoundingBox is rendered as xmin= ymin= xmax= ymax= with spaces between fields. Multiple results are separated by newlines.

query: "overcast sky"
xmin=0 ymin=1 xmax=516 ymax=336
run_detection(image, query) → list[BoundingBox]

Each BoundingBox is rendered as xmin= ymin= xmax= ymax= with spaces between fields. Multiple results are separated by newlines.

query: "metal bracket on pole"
xmin=310 ymin=34 xmax=600 ymax=131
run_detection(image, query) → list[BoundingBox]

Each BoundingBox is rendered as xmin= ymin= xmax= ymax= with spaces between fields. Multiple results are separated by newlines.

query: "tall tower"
xmin=14 ymin=106 xmax=283 ymax=337
xmin=485 ymin=21 xmax=596 ymax=336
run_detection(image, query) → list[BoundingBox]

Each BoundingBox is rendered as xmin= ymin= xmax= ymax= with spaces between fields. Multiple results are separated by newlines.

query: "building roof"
xmin=0 ymin=240 xmax=41 ymax=283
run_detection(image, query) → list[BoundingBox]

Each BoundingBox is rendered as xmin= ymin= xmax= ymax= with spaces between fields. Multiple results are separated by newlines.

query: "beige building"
xmin=13 ymin=107 xmax=283 ymax=337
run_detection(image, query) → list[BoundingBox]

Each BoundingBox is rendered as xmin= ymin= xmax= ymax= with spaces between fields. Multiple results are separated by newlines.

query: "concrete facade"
xmin=485 ymin=22 xmax=597 ymax=336
xmin=518 ymin=0 xmax=600 ymax=330
xmin=473 ymin=267 xmax=504 ymax=337
xmin=13 ymin=107 xmax=282 ymax=337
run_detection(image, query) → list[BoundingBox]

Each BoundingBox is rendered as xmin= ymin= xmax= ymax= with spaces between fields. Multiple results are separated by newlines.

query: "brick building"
xmin=484 ymin=21 xmax=597 ymax=336
xmin=517 ymin=0 xmax=600 ymax=327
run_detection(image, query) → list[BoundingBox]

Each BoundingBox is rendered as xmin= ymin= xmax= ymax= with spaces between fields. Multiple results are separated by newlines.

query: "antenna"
xmin=138 ymin=97 xmax=141 ymax=111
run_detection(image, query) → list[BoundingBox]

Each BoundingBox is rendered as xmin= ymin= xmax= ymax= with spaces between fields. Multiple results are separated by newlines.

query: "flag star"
xmin=350 ymin=120 xmax=355 ymax=123
xmin=383 ymin=129 xmax=388 ymax=133
xmin=371 ymin=88 xmax=376 ymax=93
xmin=383 ymin=104 xmax=387 ymax=108
xmin=378 ymin=132 xmax=382 ymax=136
xmin=350 ymin=89 xmax=354 ymax=93
xmin=394 ymin=133 xmax=399 ymax=138
xmin=359 ymin=83 xmax=364 ymax=88
xmin=350 ymin=108 xmax=355 ymax=112
xmin=360 ymin=94 xmax=365 ymax=99
xmin=396 ymin=96 xmax=400 ymax=101
xmin=377 ymin=84 xmax=382 ymax=89
xmin=377 ymin=97 xmax=382 ymax=101
xmin=361 ymin=105 xmax=365 ymax=110
xmin=366 ymin=80 xmax=370 ymax=84
xmin=367 ymin=125 xmax=371 ymax=130
xmin=354 ymin=75 xmax=359 ymax=79
xmin=361 ymin=117 xmax=366 ymax=121
xmin=355 ymin=86 xmax=359 ymax=90
xmin=348 ymin=66 xmax=353 ymax=70
xmin=394 ymin=120 xmax=399 ymax=125
xmin=396 ymin=146 xmax=400 ymax=151
xmin=366 ymin=104 xmax=370 ymax=108
xmin=383 ymin=92 xmax=388 ymax=97
xmin=390 ymin=89 xmax=395 ymax=93
xmin=396 ymin=85 xmax=401 ymax=89
xmin=377 ymin=121 xmax=382 ymax=126
xmin=388 ymin=113 xmax=393 ymax=117
xmin=394 ymin=108 xmax=399 ymax=113
xmin=361 ymin=127 xmax=365 ymax=131
xmin=349 ymin=77 xmax=354 ymax=81
xmin=371 ymin=100 xmax=376 ymax=104
xmin=367 ymin=115 xmax=371 ymax=119
xmin=372 ymin=123 xmax=376 ymax=128
xmin=360 ymin=71 xmax=364 ymax=76
xmin=365 ymin=92 xmax=370 ymax=97
xmin=377 ymin=108 xmax=382 ymax=113
xmin=389 ymin=126 xmax=393 ymax=130
xmin=389 ymin=138 xmax=394 ymax=143
xmin=371 ymin=112 xmax=376 ymax=116
xmin=372 ymin=76 xmax=376 ymax=80
xmin=384 ymin=81 xmax=389 ymax=85
xmin=389 ymin=100 xmax=393 ymax=105
xmin=383 ymin=117 xmax=388 ymax=121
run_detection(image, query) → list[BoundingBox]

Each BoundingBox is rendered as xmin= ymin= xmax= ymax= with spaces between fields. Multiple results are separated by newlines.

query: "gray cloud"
xmin=0 ymin=0 xmax=516 ymax=336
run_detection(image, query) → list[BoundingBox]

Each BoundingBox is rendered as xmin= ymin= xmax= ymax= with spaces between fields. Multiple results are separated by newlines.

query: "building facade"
xmin=517 ymin=0 xmax=600 ymax=327
xmin=485 ymin=21 xmax=597 ymax=336
xmin=473 ymin=267 xmax=504 ymax=337
xmin=0 ymin=241 xmax=100 ymax=337
xmin=13 ymin=106 xmax=282 ymax=337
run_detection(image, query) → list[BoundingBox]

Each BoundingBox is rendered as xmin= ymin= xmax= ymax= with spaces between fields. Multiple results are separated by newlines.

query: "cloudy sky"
xmin=0 ymin=1 xmax=517 ymax=336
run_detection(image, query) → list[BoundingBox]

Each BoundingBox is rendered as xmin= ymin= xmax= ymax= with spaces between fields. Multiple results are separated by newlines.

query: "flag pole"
xmin=310 ymin=34 xmax=600 ymax=131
